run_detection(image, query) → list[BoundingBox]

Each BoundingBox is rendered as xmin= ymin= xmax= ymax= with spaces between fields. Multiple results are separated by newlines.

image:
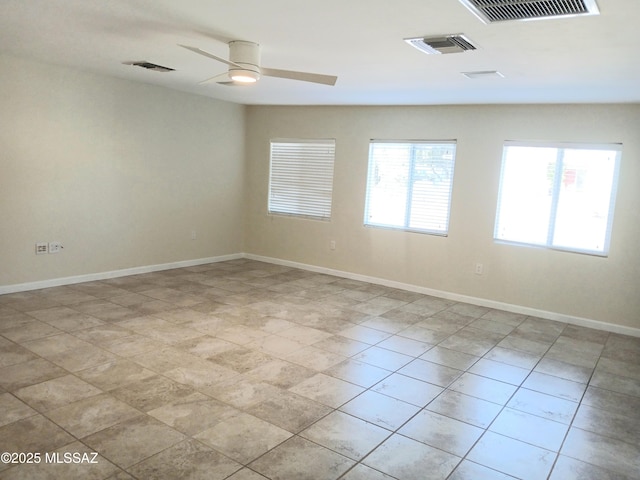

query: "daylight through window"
xmin=364 ymin=141 xmax=457 ymax=235
xmin=494 ymin=141 xmax=621 ymax=255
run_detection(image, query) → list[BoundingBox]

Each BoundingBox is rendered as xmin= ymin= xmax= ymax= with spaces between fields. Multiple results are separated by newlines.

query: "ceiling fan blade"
xmin=178 ymin=44 xmax=240 ymax=68
xmin=261 ymin=67 xmax=337 ymax=86
xmin=199 ymin=72 xmax=230 ymax=84
xmin=199 ymin=73 xmax=249 ymax=87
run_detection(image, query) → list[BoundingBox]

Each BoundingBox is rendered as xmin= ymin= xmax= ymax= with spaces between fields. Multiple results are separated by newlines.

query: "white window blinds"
xmin=364 ymin=141 xmax=457 ymax=235
xmin=268 ymin=139 xmax=336 ymax=220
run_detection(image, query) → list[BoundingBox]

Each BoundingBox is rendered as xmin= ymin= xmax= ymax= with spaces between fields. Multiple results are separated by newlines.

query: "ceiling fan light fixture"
xmin=230 ymin=69 xmax=260 ymax=83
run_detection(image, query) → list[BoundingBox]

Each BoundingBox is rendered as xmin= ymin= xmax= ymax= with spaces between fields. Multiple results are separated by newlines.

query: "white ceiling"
xmin=1 ymin=0 xmax=638 ymax=105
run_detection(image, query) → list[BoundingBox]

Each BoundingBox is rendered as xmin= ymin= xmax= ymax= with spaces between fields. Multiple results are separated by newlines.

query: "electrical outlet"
xmin=191 ymin=230 xmax=196 ymax=240
xmin=35 ymin=242 xmax=48 ymax=255
xmin=330 ymin=240 xmax=336 ymax=250
xmin=475 ymin=263 xmax=484 ymax=275
xmin=48 ymin=242 xmax=62 ymax=254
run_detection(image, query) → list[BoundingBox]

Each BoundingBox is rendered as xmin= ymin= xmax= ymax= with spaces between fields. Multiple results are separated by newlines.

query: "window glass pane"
xmin=365 ymin=144 xmax=410 ymax=228
xmin=494 ymin=142 xmax=621 ymax=256
xmin=365 ymin=141 xmax=456 ymax=235
xmin=495 ymin=146 xmax=556 ymax=245
xmin=552 ymin=149 xmax=618 ymax=252
xmin=409 ymin=144 xmax=456 ymax=232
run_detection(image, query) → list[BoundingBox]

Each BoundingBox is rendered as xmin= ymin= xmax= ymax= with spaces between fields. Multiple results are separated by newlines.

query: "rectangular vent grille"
xmin=405 ymin=35 xmax=477 ymax=55
xmin=124 ymin=61 xmax=175 ymax=73
xmin=459 ymin=0 xmax=599 ymax=23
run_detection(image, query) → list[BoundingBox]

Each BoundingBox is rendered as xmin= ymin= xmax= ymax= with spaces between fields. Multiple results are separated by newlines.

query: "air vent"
xmin=123 ymin=61 xmax=175 ymax=73
xmin=405 ymin=34 xmax=478 ymax=55
xmin=459 ymin=0 xmax=599 ymax=23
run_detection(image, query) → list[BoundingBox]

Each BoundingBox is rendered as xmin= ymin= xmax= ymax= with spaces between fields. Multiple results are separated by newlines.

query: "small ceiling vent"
xmin=405 ymin=34 xmax=477 ymax=55
xmin=123 ymin=61 xmax=175 ymax=73
xmin=458 ymin=0 xmax=599 ymax=23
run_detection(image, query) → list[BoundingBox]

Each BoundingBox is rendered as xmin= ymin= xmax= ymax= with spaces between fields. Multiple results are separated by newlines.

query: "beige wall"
xmin=245 ymin=104 xmax=640 ymax=330
xmin=0 ymin=54 xmax=246 ymax=286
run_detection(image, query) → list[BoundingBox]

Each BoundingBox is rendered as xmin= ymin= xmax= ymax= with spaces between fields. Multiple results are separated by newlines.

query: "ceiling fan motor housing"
xmin=229 ymin=41 xmax=261 ymax=81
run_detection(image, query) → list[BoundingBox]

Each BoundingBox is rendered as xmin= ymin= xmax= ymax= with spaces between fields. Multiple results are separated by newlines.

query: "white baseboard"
xmin=0 ymin=253 xmax=243 ymax=295
xmin=245 ymin=253 xmax=640 ymax=338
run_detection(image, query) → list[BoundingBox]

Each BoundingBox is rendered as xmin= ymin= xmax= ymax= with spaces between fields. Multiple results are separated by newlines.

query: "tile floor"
xmin=1 ymin=259 xmax=639 ymax=479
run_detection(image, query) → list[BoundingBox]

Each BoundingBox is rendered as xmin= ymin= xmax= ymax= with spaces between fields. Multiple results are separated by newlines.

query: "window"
xmin=494 ymin=141 xmax=621 ymax=255
xmin=268 ymin=139 xmax=336 ymax=220
xmin=364 ymin=140 xmax=457 ymax=235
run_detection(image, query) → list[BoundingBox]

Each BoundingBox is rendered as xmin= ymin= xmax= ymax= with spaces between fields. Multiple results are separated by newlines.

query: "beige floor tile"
xmin=324 ymin=358 xmax=392 ymax=388
xmin=249 ymin=436 xmax=355 ymax=480
xmin=195 ymin=412 xmax=292 ymax=464
xmin=340 ymin=463 xmax=396 ymax=479
xmin=28 ymin=306 xmax=105 ymax=332
xmin=285 ymin=345 xmax=347 ymax=371
xmin=507 ymin=388 xmax=578 ymax=424
xmin=364 ymin=433 xmax=460 ymax=480
xmin=372 ymin=372 xmax=443 ymax=406
xmin=338 ymin=325 xmax=392 ymax=344
xmin=549 ymin=455 xmax=635 ymax=480
xmin=468 ymin=358 xmax=531 ymax=385
xmin=289 ymin=373 xmax=365 ymax=408
xmin=128 ymin=439 xmax=241 ymax=480
xmin=300 ymin=410 xmax=390 ymax=460
xmin=484 ymin=346 xmax=541 ymax=369
xmin=0 ymin=414 xmax=75 ymax=454
xmin=521 ymin=371 xmax=586 ymax=402
xmin=561 ymin=427 xmax=640 ymax=478
xmin=0 ymin=342 xmax=40 ymax=367
xmin=448 ymin=460 xmax=516 ymax=479
xmin=246 ymin=390 xmax=332 ymax=433
xmin=339 ymin=390 xmax=421 ymax=430
xmin=426 ymin=389 xmax=502 ymax=428
xmin=76 ymin=359 xmax=156 ymax=391
xmin=353 ymin=346 xmax=413 ymax=370
xmin=48 ymin=344 xmax=118 ymax=372
xmin=489 ymin=407 xmax=569 ymax=451
xmin=468 ymin=431 xmax=556 ymax=480
xmin=572 ymin=403 xmax=640 ymax=445
xmin=419 ymin=345 xmax=479 ymax=370
xmin=83 ymin=415 xmax=185 ymax=469
xmin=582 ymin=385 xmax=640 ymax=420
xmin=0 ymin=392 xmax=38 ymax=427
xmin=110 ymin=374 xmax=195 ymax=411
xmin=46 ymin=393 xmax=142 ymax=438
xmin=2 ymin=259 xmax=639 ymax=480
xmin=0 ymin=358 xmax=67 ymax=391
xmin=15 ymin=374 xmax=102 ymax=411
xmin=398 ymin=358 xmax=463 ymax=387
xmin=244 ymin=358 xmax=316 ymax=388
xmin=148 ymin=392 xmax=239 ymax=435
xmin=0 ymin=320 xmax=62 ymax=344
xmin=449 ymin=372 xmax=517 ymax=405
xmin=399 ymin=409 xmax=484 ymax=456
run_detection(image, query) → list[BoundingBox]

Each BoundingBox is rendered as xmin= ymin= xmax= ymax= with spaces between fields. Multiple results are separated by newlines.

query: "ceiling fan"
xmin=179 ymin=41 xmax=338 ymax=86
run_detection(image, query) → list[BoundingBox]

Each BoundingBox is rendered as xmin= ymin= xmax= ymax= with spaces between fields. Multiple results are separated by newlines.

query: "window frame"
xmin=364 ymin=139 xmax=457 ymax=236
xmin=494 ymin=140 xmax=622 ymax=256
xmin=268 ymin=138 xmax=336 ymax=221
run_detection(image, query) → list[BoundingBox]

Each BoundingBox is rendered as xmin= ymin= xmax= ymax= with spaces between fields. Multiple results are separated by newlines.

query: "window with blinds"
xmin=494 ymin=141 xmax=621 ymax=256
xmin=364 ymin=140 xmax=457 ymax=235
xmin=268 ymin=139 xmax=336 ymax=220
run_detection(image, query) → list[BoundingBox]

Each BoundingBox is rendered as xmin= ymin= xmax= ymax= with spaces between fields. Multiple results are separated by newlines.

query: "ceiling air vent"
xmin=458 ymin=0 xmax=599 ymax=23
xmin=123 ymin=61 xmax=175 ymax=73
xmin=405 ymin=34 xmax=477 ymax=55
